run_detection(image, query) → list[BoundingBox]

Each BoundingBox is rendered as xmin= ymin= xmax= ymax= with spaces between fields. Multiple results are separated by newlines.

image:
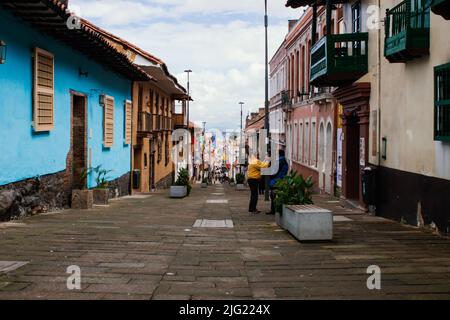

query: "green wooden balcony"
xmin=434 ymin=63 xmax=450 ymax=141
xmin=310 ymin=33 xmax=368 ymax=87
xmin=384 ymin=0 xmax=430 ymax=63
xmin=431 ymin=0 xmax=450 ymax=19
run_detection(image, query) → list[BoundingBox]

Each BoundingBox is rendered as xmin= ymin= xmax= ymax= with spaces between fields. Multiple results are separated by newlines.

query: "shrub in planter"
xmin=71 ymin=168 xmax=93 ymax=210
xmin=235 ymin=173 xmax=245 ymax=185
xmin=91 ymin=165 xmax=113 ymax=205
xmin=201 ymin=177 xmax=208 ymax=188
xmin=273 ymin=172 xmax=314 ymax=214
xmin=229 ymin=178 xmax=235 ymax=186
xmin=171 ymin=168 xmax=191 ymax=198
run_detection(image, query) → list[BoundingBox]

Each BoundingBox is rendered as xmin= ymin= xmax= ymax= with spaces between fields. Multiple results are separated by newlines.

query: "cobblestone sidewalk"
xmin=0 ymin=184 xmax=450 ymax=300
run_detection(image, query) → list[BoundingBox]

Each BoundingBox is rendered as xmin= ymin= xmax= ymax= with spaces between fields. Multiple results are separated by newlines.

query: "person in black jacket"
xmin=267 ymin=149 xmax=289 ymax=215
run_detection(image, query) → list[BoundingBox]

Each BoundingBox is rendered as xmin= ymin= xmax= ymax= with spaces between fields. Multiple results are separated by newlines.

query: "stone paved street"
xmin=1 ymin=184 xmax=450 ymax=300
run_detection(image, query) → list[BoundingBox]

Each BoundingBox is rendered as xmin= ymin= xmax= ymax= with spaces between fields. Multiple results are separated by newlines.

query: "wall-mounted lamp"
xmin=99 ymin=94 xmax=106 ymax=106
xmin=0 ymin=40 xmax=7 ymax=64
xmin=382 ymin=137 xmax=387 ymax=160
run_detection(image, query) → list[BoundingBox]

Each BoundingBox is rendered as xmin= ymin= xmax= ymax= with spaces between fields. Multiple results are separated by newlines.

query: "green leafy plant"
xmin=202 ymin=177 xmax=208 ymax=184
xmin=274 ymin=172 xmax=314 ymax=213
xmin=235 ymin=173 xmax=245 ymax=184
xmin=77 ymin=168 xmax=90 ymax=190
xmin=229 ymin=177 xmax=235 ymax=184
xmin=175 ymin=168 xmax=192 ymax=195
xmin=91 ymin=165 xmax=113 ymax=189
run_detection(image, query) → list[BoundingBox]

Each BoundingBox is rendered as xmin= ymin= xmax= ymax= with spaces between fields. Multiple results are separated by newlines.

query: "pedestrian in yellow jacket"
xmin=247 ymin=154 xmax=270 ymax=213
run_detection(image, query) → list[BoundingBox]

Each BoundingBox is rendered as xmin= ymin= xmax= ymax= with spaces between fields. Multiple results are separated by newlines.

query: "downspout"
xmin=130 ymin=81 xmax=135 ymax=195
xmin=377 ymin=0 xmax=382 ymax=167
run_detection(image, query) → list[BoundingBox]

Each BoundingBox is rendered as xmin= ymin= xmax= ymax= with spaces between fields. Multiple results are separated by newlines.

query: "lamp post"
xmin=239 ymin=101 xmax=245 ymax=173
xmin=264 ymin=0 xmax=270 ymax=201
xmin=184 ymin=69 xmax=192 ymax=174
xmin=202 ymin=121 xmax=206 ymax=181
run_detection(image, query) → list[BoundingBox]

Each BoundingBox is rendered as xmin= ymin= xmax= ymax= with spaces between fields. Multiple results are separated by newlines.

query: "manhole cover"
xmin=0 ymin=261 xmax=29 ymax=273
xmin=193 ymin=219 xmax=234 ymax=228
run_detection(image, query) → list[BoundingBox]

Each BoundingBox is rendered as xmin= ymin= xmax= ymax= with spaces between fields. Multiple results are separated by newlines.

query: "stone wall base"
xmin=155 ymin=172 xmax=174 ymax=190
xmin=107 ymin=172 xmax=131 ymax=199
xmin=0 ymin=171 xmax=70 ymax=221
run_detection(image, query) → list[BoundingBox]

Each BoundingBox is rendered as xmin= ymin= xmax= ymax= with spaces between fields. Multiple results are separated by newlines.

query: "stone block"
xmin=276 ymin=205 xmax=333 ymax=241
xmin=71 ymin=189 xmax=93 ymax=209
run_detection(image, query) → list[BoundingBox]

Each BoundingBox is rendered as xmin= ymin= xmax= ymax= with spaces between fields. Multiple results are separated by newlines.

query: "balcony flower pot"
xmin=93 ymin=188 xmax=109 ymax=205
xmin=277 ymin=205 xmax=333 ymax=241
xmin=170 ymin=186 xmax=187 ymax=198
xmin=71 ymin=189 xmax=93 ymax=210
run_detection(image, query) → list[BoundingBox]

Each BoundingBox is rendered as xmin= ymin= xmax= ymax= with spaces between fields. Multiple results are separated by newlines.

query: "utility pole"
xmin=264 ymin=0 xmax=270 ymax=201
xmin=184 ymin=69 xmax=192 ymax=175
xmin=239 ymin=102 xmax=245 ymax=174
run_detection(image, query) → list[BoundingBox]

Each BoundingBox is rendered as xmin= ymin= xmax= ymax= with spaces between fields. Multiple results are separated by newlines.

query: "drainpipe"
xmin=377 ymin=0 xmax=382 ymax=167
xmin=130 ymin=81 xmax=135 ymax=195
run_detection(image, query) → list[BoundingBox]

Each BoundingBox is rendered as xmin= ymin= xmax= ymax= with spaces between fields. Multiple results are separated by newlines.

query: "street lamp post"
xmin=239 ymin=101 xmax=245 ymax=174
xmin=264 ymin=0 xmax=270 ymax=201
xmin=184 ymin=69 xmax=192 ymax=175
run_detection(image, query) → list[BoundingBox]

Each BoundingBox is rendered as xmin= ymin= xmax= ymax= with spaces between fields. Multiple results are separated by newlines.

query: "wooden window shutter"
xmin=103 ymin=96 xmax=114 ymax=148
xmin=124 ymin=100 xmax=132 ymax=145
xmin=33 ymin=47 xmax=54 ymax=132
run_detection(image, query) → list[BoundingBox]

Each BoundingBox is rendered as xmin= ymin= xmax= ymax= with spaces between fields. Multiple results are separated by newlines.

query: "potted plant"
xmin=91 ymin=165 xmax=113 ymax=205
xmin=235 ymin=173 xmax=246 ymax=190
xmin=274 ymin=172 xmax=332 ymax=241
xmin=170 ymin=168 xmax=191 ymax=198
xmin=201 ymin=177 xmax=208 ymax=188
xmin=71 ymin=168 xmax=93 ymax=210
xmin=229 ymin=177 xmax=235 ymax=186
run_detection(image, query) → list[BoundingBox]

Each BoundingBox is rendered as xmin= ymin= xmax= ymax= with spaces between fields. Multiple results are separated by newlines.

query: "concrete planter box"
xmin=276 ymin=205 xmax=333 ymax=241
xmin=201 ymin=183 xmax=208 ymax=188
xmin=71 ymin=190 xmax=93 ymax=210
xmin=236 ymin=184 xmax=246 ymax=191
xmin=93 ymin=189 xmax=109 ymax=205
xmin=170 ymin=186 xmax=187 ymax=198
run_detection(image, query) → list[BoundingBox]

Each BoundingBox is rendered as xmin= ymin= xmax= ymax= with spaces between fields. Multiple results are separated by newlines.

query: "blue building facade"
xmin=0 ymin=3 xmax=146 ymax=220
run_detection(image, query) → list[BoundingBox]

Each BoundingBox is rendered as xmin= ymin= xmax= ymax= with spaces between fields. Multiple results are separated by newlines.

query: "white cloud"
xmin=70 ymin=0 xmax=301 ymax=130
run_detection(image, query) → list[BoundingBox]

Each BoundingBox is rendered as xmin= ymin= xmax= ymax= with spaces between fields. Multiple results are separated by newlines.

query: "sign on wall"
xmin=336 ymin=128 xmax=343 ymax=188
xmin=360 ymin=137 xmax=366 ymax=167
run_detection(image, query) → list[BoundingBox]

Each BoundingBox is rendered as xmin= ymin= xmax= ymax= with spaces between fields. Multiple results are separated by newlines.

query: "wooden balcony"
xmin=310 ymin=33 xmax=368 ymax=87
xmin=137 ymin=112 xmax=153 ymax=138
xmin=172 ymin=113 xmax=187 ymax=129
xmin=384 ymin=0 xmax=430 ymax=63
xmin=431 ymin=0 xmax=450 ymax=19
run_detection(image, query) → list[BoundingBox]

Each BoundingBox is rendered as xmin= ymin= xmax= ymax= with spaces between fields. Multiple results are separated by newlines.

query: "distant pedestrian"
xmin=247 ymin=154 xmax=269 ymax=214
xmin=267 ymin=149 xmax=289 ymax=215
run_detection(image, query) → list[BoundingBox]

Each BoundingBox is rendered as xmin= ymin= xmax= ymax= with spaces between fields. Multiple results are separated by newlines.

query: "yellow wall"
xmin=132 ymin=81 xmax=175 ymax=193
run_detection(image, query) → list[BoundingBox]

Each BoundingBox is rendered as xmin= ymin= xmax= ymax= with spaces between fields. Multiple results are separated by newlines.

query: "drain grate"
xmin=0 ymin=261 xmax=29 ymax=273
xmin=193 ymin=219 xmax=234 ymax=228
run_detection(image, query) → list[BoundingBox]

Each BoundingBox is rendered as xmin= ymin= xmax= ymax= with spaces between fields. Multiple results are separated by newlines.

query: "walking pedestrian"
xmin=267 ymin=149 xmax=289 ymax=215
xmin=247 ymin=154 xmax=269 ymax=214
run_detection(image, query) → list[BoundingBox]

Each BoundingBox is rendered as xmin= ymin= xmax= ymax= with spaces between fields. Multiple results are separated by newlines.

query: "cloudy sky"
xmin=70 ymin=0 xmax=301 ymax=131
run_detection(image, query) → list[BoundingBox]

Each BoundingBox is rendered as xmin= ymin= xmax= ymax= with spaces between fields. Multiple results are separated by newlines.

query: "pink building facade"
xmin=270 ymin=6 xmax=343 ymax=195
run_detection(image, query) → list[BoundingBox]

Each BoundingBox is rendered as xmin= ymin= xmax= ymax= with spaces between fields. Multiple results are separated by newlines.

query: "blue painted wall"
xmin=0 ymin=8 xmax=132 ymax=188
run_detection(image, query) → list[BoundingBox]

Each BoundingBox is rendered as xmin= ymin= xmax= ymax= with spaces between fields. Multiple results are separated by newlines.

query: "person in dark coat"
xmin=267 ymin=149 xmax=289 ymax=215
